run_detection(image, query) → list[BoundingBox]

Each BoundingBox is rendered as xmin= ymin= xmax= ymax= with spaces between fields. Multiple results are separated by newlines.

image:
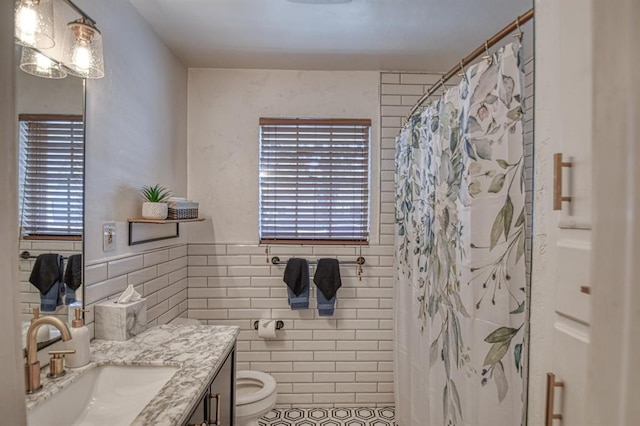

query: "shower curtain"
xmin=394 ymin=42 xmax=526 ymax=426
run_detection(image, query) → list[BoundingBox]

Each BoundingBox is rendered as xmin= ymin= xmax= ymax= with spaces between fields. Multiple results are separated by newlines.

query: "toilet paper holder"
xmin=253 ymin=320 xmax=284 ymax=331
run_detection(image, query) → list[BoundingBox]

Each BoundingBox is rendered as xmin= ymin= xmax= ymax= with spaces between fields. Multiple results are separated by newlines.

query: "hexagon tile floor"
xmin=258 ymin=407 xmax=396 ymax=426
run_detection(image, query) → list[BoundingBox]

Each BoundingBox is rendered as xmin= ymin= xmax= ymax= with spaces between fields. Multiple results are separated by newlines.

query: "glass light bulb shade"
xmin=62 ymin=19 xmax=104 ymax=79
xmin=20 ymin=47 xmax=67 ymax=79
xmin=14 ymin=0 xmax=54 ymax=49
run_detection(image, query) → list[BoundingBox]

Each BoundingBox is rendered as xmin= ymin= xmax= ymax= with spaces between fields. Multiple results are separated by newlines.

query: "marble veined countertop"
xmin=25 ymin=324 xmax=240 ymax=426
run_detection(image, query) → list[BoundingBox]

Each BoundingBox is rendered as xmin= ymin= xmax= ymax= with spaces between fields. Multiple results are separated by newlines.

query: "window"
xmin=19 ymin=114 xmax=84 ymax=239
xmin=259 ymin=118 xmax=370 ymax=244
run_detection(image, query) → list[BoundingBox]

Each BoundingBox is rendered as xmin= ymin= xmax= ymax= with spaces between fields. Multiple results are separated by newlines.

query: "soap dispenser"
xmin=66 ymin=308 xmax=90 ymax=368
xmin=30 ymin=307 xmax=50 ymax=343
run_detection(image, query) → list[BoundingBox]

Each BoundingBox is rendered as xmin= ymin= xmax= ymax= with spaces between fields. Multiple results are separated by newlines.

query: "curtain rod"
xmin=406 ymin=7 xmax=534 ymax=120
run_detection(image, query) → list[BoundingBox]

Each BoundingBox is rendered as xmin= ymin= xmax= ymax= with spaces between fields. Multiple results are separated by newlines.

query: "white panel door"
xmin=551 ymin=0 xmax=591 ymax=424
xmin=537 ymin=0 xmax=592 ymax=424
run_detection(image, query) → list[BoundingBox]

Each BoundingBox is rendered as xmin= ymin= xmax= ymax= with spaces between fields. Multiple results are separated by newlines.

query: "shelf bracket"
xmin=127 ymin=217 xmax=204 ymax=246
xmin=128 ymin=222 xmax=180 ymax=245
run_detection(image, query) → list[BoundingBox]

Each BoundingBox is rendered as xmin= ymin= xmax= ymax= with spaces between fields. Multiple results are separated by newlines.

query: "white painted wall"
xmin=588 ymin=0 xmax=640 ymax=423
xmin=77 ymin=0 xmax=188 ymax=265
xmin=0 ymin=0 xmax=27 ymax=421
xmin=186 ymin=69 xmax=380 ymax=243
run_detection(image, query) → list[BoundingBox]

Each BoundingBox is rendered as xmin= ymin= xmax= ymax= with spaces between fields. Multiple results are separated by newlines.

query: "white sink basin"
xmin=27 ymin=365 xmax=178 ymax=426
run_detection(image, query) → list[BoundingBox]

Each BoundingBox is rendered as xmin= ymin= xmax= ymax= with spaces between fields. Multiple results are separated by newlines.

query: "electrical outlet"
xmin=103 ymin=222 xmax=116 ymax=251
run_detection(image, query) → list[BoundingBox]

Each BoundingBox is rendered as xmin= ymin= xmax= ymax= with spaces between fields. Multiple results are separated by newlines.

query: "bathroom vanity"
xmin=24 ymin=324 xmax=239 ymax=426
xmin=185 ymin=348 xmax=235 ymax=426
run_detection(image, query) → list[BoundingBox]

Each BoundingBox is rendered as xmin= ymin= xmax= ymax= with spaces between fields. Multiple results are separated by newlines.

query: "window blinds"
xmin=19 ymin=115 xmax=84 ymax=238
xmin=259 ymin=118 xmax=370 ymax=244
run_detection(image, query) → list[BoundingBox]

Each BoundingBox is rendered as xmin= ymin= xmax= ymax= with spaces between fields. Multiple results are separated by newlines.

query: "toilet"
xmin=235 ymin=370 xmax=277 ymax=426
xmin=169 ymin=318 xmax=277 ymax=425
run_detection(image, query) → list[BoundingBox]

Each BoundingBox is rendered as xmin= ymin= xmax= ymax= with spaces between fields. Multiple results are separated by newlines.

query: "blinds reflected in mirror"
xmin=259 ymin=118 xmax=370 ymax=244
xmin=19 ymin=114 xmax=84 ymax=238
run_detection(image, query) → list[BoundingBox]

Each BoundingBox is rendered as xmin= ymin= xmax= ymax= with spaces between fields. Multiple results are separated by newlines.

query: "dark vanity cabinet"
xmin=186 ymin=348 xmax=236 ymax=426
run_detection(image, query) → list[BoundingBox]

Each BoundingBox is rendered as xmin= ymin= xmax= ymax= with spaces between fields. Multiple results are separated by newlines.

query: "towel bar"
xmin=19 ymin=250 xmax=74 ymax=260
xmin=271 ymin=256 xmax=365 ymax=266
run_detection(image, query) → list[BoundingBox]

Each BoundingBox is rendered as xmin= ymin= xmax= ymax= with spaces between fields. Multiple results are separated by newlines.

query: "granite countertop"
xmin=25 ymin=324 xmax=240 ymax=426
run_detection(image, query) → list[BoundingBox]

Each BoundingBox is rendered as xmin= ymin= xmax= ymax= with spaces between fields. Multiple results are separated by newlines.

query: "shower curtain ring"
xmin=440 ymin=76 xmax=447 ymax=96
xmin=513 ymin=16 xmax=523 ymax=42
xmin=483 ymin=40 xmax=492 ymax=64
xmin=457 ymin=61 xmax=468 ymax=83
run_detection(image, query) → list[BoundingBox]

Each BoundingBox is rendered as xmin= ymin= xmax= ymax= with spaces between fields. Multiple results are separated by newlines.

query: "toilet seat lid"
xmin=236 ymin=370 xmax=277 ymax=406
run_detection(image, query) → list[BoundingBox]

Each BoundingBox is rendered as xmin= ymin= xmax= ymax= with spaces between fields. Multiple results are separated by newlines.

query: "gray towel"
xmin=283 ymin=258 xmax=309 ymax=296
xmin=314 ymin=258 xmax=342 ymax=300
xmin=316 ymin=286 xmax=336 ymax=316
xmin=42 ymin=281 xmax=63 ymax=312
xmin=64 ymin=254 xmax=82 ymax=291
xmin=287 ymin=283 xmax=309 ymax=310
xmin=29 ymin=253 xmax=63 ymax=294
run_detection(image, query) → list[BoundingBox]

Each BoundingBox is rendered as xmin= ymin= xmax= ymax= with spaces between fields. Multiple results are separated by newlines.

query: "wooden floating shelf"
xmin=128 ymin=217 xmax=205 ymax=224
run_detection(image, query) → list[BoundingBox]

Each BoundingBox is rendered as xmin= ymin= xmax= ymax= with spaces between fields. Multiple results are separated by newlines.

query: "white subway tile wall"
xmin=83 ymin=244 xmax=188 ymax=337
xmin=186 ymin=243 xmax=396 ymax=407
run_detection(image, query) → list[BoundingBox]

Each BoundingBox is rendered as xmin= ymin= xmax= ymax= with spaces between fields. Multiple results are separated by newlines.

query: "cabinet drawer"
xmin=555 ymin=240 xmax=591 ymax=324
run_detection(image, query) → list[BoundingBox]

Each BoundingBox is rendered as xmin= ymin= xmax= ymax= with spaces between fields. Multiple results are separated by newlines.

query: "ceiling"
xmin=130 ymin=0 xmax=532 ymax=72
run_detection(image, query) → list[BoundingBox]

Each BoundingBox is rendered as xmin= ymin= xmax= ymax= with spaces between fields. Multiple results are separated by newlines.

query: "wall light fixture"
xmin=62 ymin=17 xmax=104 ymax=79
xmin=14 ymin=0 xmax=55 ymax=49
xmin=19 ymin=46 xmax=67 ymax=79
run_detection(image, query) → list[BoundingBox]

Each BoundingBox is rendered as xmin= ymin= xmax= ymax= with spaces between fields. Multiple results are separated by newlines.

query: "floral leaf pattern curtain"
xmin=394 ymin=42 xmax=526 ymax=426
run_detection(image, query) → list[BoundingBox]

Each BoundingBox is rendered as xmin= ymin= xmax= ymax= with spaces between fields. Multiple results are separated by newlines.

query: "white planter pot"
xmin=142 ymin=202 xmax=168 ymax=219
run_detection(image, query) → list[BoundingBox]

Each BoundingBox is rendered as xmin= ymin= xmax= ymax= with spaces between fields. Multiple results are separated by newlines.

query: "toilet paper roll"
xmin=257 ymin=319 xmax=277 ymax=339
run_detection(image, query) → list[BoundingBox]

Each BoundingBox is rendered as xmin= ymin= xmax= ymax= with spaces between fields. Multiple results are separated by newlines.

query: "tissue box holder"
xmin=95 ymin=298 xmax=147 ymax=341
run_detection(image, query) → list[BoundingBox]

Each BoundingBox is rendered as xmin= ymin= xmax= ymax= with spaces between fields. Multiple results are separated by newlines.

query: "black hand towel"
xmin=314 ymin=258 xmax=342 ymax=300
xmin=29 ymin=253 xmax=64 ymax=295
xmin=283 ymin=258 xmax=309 ymax=296
xmin=64 ymin=254 xmax=83 ymax=291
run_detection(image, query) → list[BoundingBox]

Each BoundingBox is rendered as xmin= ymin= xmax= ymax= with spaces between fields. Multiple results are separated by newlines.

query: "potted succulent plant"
xmin=140 ymin=184 xmax=172 ymax=219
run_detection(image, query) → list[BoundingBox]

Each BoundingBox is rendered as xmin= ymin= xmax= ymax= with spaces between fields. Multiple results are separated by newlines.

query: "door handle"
xmin=209 ymin=393 xmax=221 ymax=425
xmin=553 ymin=153 xmax=573 ymax=210
xmin=545 ymin=372 xmax=565 ymax=426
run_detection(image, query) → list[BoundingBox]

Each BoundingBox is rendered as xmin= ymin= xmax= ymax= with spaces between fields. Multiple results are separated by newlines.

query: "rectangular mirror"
xmin=16 ymin=41 xmax=85 ymax=348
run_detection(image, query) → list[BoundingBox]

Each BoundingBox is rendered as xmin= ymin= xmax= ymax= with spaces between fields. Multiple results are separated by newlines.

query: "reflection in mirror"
xmin=16 ymin=45 xmax=85 ymax=349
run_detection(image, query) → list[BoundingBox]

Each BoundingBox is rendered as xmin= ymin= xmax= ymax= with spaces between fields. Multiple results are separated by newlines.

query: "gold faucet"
xmin=25 ymin=316 xmax=72 ymax=393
